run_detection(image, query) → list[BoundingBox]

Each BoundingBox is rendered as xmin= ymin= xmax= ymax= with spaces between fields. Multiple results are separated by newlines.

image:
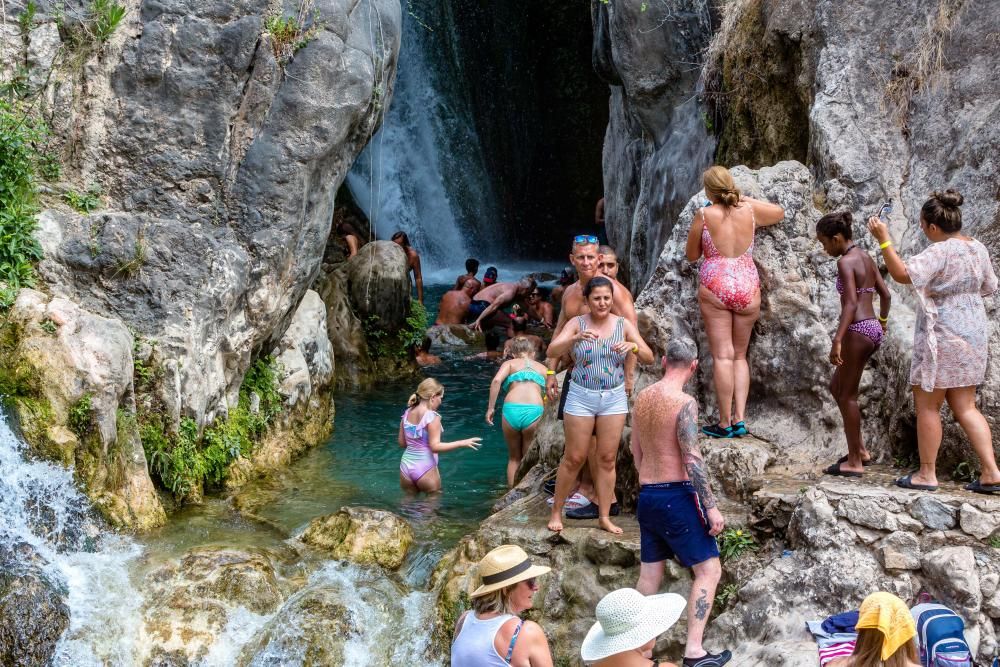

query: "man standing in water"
xmin=469 ymin=277 xmax=537 ymax=332
xmin=631 ymin=339 xmax=731 ymax=667
xmin=544 ymin=236 xmax=636 ymax=519
xmin=435 ymin=278 xmax=481 ymax=325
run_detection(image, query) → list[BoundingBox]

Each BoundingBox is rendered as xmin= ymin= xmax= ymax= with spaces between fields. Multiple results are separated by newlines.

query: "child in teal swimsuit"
xmin=486 ymin=338 xmax=548 ymax=487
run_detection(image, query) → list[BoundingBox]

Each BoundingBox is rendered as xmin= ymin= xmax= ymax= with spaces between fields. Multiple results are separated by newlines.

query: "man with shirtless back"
xmin=469 ymin=277 xmax=536 ymax=332
xmin=631 ymin=339 xmax=731 ymax=667
xmin=544 ymin=237 xmax=636 ymax=519
xmin=435 ymin=278 xmax=481 ymax=325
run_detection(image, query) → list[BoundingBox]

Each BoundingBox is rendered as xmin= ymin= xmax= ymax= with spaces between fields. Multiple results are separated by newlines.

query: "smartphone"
xmin=877 ymin=199 xmax=892 ymax=221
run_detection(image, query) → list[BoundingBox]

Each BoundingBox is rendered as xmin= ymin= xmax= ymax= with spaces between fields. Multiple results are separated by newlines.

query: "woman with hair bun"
xmin=816 ymin=211 xmax=892 ymax=476
xmin=685 ymin=165 xmax=785 ymax=439
xmin=398 ymin=378 xmax=482 ymax=493
xmin=868 ymin=189 xmax=1000 ymax=493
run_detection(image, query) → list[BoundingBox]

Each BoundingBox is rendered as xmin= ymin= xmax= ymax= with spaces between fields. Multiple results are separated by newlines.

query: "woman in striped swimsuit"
xmin=545 ymin=277 xmax=653 ymax=535
xmin=398 ymin=378 xmax=482 ymax=493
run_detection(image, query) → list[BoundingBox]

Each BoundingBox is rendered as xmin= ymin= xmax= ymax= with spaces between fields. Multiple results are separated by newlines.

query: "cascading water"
xmin=346 ymin=1 xmax=500 ymax=270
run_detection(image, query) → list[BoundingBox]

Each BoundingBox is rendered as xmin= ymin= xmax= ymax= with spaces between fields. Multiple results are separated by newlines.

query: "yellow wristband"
xmin=879 ymin=240 xmax=893 ymax=249
xmin=545 ymin=370 xmax=555 ymax=375
xmin=631 ymin=344 xmax=639 ymax=354
xmin=877 ymin=315 xmax=888 ymax=323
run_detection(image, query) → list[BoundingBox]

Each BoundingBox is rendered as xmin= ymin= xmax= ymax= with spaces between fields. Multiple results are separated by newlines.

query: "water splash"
xmin=347 ymin=1 xmax=499 ymax=271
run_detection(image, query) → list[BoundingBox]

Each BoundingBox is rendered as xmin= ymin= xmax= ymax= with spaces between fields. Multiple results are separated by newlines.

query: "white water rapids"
xmin=0 ymin=412 xmax=440 ymax=666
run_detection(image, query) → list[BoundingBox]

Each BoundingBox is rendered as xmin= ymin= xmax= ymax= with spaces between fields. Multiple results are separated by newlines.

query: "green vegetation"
xmin=988 ymin=535 xmax=1000 ymax=549
xmin=0 ymin=101 xmax=47 ymax=309
xmin=131 ymin=333 xmax=159 ymax=392
xmin=363 ymin=300 xmax=428 ymax=360
xmin=141 ymin=356 xmax=284 ymax=497
xmin=112 ymin=234 xmax=146 ymax=278
xmin=63 ymin=183 xmax=102 ymax=213
xmin=952 ymin=460 xmax=975 ymax=483
xmin=39 ymin=318 xmax=57 ymax=335
xmin=715 ymin=582 xmax=740 ymax=609
xmin=717 ymin=527 xmax=758 ymax=562
xmin=69 ymin=393 xmax=95 ymax=438
xmin=264 ymin=1 xmax=321 ymax=63
xmin=91 ymin=0 xmax=126 ymax=42
xmin=18 ymin=1 xmax=38 ymax=34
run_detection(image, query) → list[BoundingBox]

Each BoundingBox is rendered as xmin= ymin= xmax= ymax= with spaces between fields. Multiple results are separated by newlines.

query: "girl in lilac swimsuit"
xmin=398 ymin=378 xmax=482 ymax=493
xmin=816 ymin=211 xmax=891 ymax=478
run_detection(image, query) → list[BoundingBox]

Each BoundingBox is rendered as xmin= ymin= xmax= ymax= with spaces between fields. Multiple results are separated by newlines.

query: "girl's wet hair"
xmin=408 ymin=377 xmax=443 ymax=407
xmin=816 ymin=211 xmax=853 ymax=240
xmin=391 ymin=231 xmax=411 ymax=247
xmin=921 ymin=189 xmax=963 ymax=232
xmin=583 ymin=276 xmax=614 ymax=298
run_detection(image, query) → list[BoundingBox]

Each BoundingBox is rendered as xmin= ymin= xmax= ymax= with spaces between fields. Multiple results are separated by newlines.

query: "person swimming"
xmin=398 ymin=378 xmax=481 ymax=493
xmin=486 ymin=337 xmax=549 ymax=487
xmin=436 ymin=278 xmax=482 ymax=325
xmin=414 ymin=336 xmax=442 ymax=366
xmin=454 ymin=258 xmax=481 ymax=291
xmin=525 ymin=286 xmax=554 ymax=328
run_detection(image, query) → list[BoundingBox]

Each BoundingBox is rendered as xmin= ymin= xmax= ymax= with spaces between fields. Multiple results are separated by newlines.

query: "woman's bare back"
xmin=702 ymin=203 xmax=755 ymax=257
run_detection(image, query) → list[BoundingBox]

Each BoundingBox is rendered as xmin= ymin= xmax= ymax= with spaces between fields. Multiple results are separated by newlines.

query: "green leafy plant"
xmin=140 ymin=356 xmax=284 ymax=497
xmin=18 ymin=2 xmax=38 ymax=34
xmin=952 ymin=460 xmax=975 ymax=483
xmin=68 ymin=393 xmax=95 ymax=438
xmin=717 ymin=527 xmax=758 ymax=562
xmin=63 ymin=183 xmax=102 ymax=213
xmin=113 ymin=236 xmax=146 ymax=278
xmin=715 ymin=582 xmax=740 ymax=609
xmin=39 ymin=318 xmax=57 ymax=335
xmin=363 ymin=300 xmax=428 ymax=360
xmin=90 ymin=0 xmax=126 ymax=42
xmin=132 ymin=334 xmax=159 ymax=391
xmin=0 ymin=100 xmax=46 ymax=305
xmin=988 ymin=535 xmax=1000 ymax=549
xmin=264 ymin=1 xmax=320 ymax=62
xmin=38 ymin=151 xmax=61 ymax=181
xmin=88 ymin=221 xmax=102 ymax=258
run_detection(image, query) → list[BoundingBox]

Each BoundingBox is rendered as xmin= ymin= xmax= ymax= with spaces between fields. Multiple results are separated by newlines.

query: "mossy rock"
xmin=299 ymin=506 xmax=413 ymax=570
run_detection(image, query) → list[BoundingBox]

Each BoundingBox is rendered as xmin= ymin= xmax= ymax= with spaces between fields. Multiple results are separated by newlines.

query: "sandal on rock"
xmin=542 ymin=477 xmax=556 ymax=496
xmin=964 ymin=479 xmax=1000 ymax=495
xmin=895 ymin=474 xmax=938 ymax=492
xmin=824 ymin=462 xmax=863 ymax=478
xmin=546 ymin=492 xmax=591 ymax=509
xmin=836 ymin=454 xmax=873 ymax=467
xmin=701 ymin=423 xmax=734 ymax=439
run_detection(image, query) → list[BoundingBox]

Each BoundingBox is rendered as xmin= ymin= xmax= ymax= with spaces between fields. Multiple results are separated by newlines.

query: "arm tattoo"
xmin=695 ymin=587 xmax=710 ymax=620
xmin=677 ymin=400 xmax=717 ymax=510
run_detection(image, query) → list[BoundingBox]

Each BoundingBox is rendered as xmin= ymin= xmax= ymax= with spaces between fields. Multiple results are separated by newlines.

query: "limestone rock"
xmin=910 ymin=496 xmax=958 ymax=531
xmin=921 ymin=547 xmax=982 ymax=622
xmin=346 ymin=241 xmax=411 ymax=332
xmin=273 ymin=290 xmax=334 ymax=409
xmin=299 ymin=506 xmax=414 ymax=570
xmin=788 ymin=488 xmax=851 ymax=550
xmin=703 ymin=437 xmax=772 ymax=501
xmin=960 ymin=503 xmax=1000 ymax=540
xmin=0 ymin=562 xmax=70 ymax=667
xmin=836 ymin=496 xmax=897 ymax=532
xmin=877 ymin=531 xmax=921 ymax=571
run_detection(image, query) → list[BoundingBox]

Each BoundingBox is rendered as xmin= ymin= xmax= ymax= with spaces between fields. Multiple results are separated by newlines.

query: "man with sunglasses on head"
xmin=543 ymin=235 xmax=638 ymax=519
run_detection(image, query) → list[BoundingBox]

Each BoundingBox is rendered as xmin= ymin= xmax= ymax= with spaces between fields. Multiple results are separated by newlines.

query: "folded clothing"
xmin=823 ymin=610 xmax=860 ymax=634
xmin=819 ymin=640 xmax=856 ymax=666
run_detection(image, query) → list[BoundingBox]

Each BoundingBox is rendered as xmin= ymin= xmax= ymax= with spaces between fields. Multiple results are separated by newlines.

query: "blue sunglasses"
xmin=573 ymin=235 xmax=599 ymax=245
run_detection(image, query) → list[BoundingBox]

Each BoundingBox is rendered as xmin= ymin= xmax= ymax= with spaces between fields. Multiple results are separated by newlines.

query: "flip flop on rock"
xmin=895 ymin=474 xmax=938 ymax=492
xmin=824 ymin=462 xmax=863 ymax=478
xmin=836 ymin=454 xmax=873 ymax=467
xmin=964 ymin=479 xmax=1000 ymax=495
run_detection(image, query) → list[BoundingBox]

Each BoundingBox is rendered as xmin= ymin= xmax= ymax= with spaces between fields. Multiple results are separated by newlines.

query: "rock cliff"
xmin=0 ymin=0 xmax=403 ymax=527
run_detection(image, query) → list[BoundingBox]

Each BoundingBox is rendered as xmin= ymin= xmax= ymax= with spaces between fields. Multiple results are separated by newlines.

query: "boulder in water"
xmin=299 ymin=506 xmax=414 ymax=570
xmin=0 ymin=551 xmax=70 ymax=667
xmin=346 ymin=241 xmax=411 ymax=332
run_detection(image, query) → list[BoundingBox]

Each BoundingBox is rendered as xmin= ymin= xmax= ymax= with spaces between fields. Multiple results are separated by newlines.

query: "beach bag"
xmin=911 ymin=603 xmax=973 ymax=667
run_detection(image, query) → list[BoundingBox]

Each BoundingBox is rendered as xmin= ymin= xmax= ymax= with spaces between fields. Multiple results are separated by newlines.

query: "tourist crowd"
xmin=353 ymin=165 xmax=997 ymax=666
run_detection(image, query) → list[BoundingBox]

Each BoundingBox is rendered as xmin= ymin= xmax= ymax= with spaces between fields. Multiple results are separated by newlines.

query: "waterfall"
xmin=347 ymin=1 xmax=500 ymax=271
xmin=0 ymin=411 xmax=144 ymax=665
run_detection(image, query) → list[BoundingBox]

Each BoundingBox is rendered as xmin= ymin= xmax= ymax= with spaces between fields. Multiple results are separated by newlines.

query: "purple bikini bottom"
xmin=847 ymin=318 xmax=884 ymax=348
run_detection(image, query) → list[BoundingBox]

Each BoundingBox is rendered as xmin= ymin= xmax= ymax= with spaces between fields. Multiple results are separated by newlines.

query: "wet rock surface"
xmin=299 ymin=506 xmax=414 ymax=570
xmin=0 ymin=547 xmax=70 ymax=667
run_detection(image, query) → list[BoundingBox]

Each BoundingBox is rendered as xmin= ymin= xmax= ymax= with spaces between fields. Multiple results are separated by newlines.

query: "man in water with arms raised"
xmin=631 ymin=338 xmax=731 ymax=667
xmin=469 ymin=277 xmax=537 ymax=332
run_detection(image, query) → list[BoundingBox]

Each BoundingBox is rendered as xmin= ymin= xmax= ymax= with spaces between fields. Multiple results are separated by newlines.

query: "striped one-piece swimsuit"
xmin=570 ymin=316 xmax=626 ymax=390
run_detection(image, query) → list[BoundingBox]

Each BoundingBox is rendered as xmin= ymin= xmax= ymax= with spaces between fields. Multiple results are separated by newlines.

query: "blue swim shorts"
xmin=637 ymin=481 xmax=720 ymax=567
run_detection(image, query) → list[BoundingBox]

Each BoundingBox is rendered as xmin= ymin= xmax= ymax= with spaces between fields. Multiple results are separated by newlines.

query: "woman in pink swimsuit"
xmin=398 ymin=378 xmax=482 ymax=493
xmin=685 ymin=166 xmax=785 ymax=438
xmin=816 ymin=211 xmax=891 ymax=477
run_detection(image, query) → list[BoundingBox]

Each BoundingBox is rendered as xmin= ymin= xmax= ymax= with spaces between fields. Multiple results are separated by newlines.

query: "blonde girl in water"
xmin=399 ymin=378 xmax=482 ymax=493
xmin=486 ymin=337 xmax=549 ymax=487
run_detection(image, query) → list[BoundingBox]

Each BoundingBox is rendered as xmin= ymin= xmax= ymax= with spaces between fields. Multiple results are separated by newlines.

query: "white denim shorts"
xmin=563 ymin=381 xmax=628 ymax=417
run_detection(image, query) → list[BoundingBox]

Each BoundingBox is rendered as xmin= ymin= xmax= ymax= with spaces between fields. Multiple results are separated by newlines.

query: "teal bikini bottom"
xmin=502 ymin=403 xmax=544 ymax=431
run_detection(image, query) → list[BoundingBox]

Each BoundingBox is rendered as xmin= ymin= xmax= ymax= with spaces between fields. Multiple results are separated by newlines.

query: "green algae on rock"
xmin=299 ymin=506 xmax=414 ymax=571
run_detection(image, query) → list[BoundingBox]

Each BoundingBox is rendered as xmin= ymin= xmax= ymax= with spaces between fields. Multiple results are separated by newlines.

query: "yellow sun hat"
xmin=855 ymin=592 xmax=916 ymax=660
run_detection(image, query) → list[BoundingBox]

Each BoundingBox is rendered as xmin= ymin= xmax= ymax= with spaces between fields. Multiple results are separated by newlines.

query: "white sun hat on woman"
xmin=581 ymin=588 xmax=687 ymax=662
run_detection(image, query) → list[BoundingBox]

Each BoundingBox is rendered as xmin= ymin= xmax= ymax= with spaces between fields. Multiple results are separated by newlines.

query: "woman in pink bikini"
xmin=399 ymin=378 xmax=482 ymax=493
xmin=685 ymin=166 xmax=785 ymax=438
xmin=816 ymin=211 xmax=891 ymax=477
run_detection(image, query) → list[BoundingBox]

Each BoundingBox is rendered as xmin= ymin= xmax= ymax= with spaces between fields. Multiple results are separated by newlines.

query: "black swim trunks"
xmin=468 ymin=300 xmax=490 ymax=318
xmin=557 ymin=372 xmax=571 ymax=420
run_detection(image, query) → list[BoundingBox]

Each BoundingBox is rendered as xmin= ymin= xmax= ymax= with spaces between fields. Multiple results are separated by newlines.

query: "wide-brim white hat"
xmin=470 ymin=545 xmax=551 ymax=597
xmin=580 ymin=588 xmax=687 ymax=662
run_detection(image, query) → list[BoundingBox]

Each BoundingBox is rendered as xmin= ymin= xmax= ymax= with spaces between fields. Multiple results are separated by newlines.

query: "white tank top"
xmin=451 ymin=612 xmax=518 ymax=666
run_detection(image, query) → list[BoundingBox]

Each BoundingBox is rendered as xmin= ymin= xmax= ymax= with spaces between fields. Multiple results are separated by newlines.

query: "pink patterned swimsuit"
xmin=835 ymin=275 xmax=883 ymax=348
xmin=698 ymin=206 xmax=760 ymax=311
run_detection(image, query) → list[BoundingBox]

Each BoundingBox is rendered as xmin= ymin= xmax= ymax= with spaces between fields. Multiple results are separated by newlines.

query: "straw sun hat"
xmin=470 ymin=545 xmax=551 ymax=598
xmin=581 ymin=588 xmax=687 ymax=662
